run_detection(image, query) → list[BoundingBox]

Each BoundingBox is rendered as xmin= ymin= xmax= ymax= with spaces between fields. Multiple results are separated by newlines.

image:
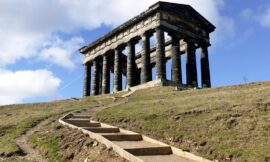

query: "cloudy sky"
xmin=0 ymin=0 xmax=269 ymax=105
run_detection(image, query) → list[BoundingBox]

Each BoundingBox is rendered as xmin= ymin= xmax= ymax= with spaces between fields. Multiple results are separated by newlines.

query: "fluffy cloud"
xmin=240 ymin=8 xmax=254 ymax=20
xmin=57 ymin=0 xmax=233 ymax=43
xmin=39 ymin=37 xmax=84 ymax=70
xmin=0 ymin=0 xmax=231 ymax=68
xmin=241 ymin=6 xmax=270 ymax=28
xmin=259 ymin=7 xmax=270 ymax=27
xmin=0 ymin=69 xmax=61 ymax=105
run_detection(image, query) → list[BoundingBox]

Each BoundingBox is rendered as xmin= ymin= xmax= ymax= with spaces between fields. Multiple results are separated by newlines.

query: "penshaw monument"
xmin=79 ymin=1 xmax=215 ymax=96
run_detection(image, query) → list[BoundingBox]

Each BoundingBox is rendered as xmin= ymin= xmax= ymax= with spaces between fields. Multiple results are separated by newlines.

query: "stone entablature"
xmin=80 ymin=1 xmax=215 ymax=96
xmin=82 ymin=14 xmax=159 ymax=64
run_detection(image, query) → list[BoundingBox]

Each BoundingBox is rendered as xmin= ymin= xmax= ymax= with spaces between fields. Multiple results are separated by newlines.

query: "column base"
xmin=202 ymin=84 xmax=211 ymax=88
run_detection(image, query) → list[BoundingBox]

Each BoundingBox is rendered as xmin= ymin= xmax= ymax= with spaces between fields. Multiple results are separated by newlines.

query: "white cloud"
xmin=0 ymin=30 xmax=43 ymax=66
xmin=0 ymin=0 xmax=232 ymax=68
xmin=58 ymin=0 xmax=232 ymax=43
xmin=39 ymin=37 xmax=84 ymax=70
xmin=259 ymin=7 xmax=270 ymax=27
xmin=240 ymin=8 xmax=254 ymax=20
xmin=0 ymin=69 xmax=61 ymax=105
xmin=240 ymin=6 xmax=270 ymax=28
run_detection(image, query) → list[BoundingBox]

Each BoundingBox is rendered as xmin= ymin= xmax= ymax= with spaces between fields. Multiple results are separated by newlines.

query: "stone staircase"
xmin=59 ymin=113 xmax=211 ymax=162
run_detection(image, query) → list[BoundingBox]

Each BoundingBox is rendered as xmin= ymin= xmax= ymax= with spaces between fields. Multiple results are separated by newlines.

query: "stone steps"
xmin=102 ymin=134 xmax=143 ymax=141
xmin=64 ymin=120 xmax=100 ymax=127
xmin=71 ymin=114 xmax=92 ymax=119
xmin=59 ymin=114 xmax=211 ymax=162
xmin=84 ymin=127 xmax=120 ymax=133
xmin=137 ymin=155 xmax=197 ymax=162
xmin=66 ymin=118 xmax=90 ymax=121
xmin=125 ymin=146 xmax=172 ymax=156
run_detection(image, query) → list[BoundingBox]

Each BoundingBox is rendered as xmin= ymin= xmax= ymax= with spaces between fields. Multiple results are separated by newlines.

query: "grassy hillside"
xmin=95 ymin=82 xmax=270 ymax=162
xmin=0 ymin=96 xmax=113 ymax=157
xmin=1 ymin=81 xmax=270 ymax=162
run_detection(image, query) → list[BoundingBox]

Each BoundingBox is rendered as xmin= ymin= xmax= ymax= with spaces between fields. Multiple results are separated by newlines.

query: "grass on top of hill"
xmin=95 ymin=82 xmax=270 ymax=162
xmin=0 ymin=95 xmax=114 ymax=157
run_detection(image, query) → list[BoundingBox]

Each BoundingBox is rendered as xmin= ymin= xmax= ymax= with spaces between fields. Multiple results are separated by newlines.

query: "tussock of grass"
xmin=95 ymin=82 xmax=270 ymax=161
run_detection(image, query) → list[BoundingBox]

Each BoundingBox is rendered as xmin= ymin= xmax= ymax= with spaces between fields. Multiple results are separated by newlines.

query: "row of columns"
xmin=84 ymin=27 xmax=211 ymax=96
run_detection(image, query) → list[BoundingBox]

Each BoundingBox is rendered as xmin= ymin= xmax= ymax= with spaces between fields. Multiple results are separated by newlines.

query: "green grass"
xmin=28 ymin=120 xmax=65 ymax=162
xmin=0 ymin=96 xmax=113 ymax=156
xmin=95 ymin=82 xmax=270 ymax=161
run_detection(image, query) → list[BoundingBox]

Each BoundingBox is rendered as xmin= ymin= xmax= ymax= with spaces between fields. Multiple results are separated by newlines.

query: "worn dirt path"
xmin=16 ymin=118 xmax=51 ymax=162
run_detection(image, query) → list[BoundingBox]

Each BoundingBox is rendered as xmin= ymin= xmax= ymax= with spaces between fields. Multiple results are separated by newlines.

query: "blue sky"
xmin=0 ymin=0 xmax=269 ymax=105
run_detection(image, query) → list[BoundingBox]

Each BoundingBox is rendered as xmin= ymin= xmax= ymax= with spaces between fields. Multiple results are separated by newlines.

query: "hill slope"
xmin=1 ymin=81 xmax=270 ymax=162
xmin=0 ymin=95 xmax=114 ymax=160
xmin=95 ymin=82 xmax=270 ymax=161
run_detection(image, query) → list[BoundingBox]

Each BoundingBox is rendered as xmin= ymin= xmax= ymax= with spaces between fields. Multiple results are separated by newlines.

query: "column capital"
xmin=115 ymin=44 xmax=126 ymax=51
xmin=170 ymin=34 xmax=181 ymax=46
xmin=141 ymin=31 xmax=153 ymax=39
xmin=127 ymin=38 xmax=139 ymax=46
xmin=184 ymin=38 xmax=197 ymax=44
xmin=185 ymin=40 xmax=197 ymax=53
xmin=84 ymin=61 xmax=92 ymax=66
xmin=198 ymin=41 xmax=210 ymax=48
xmin=167 ymin=31 xmax=180 ymax=38
xmin=155 ymin=26 xmax=165 ymax=31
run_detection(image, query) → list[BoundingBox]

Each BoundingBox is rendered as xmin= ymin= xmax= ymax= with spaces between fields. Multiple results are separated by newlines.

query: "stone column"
xmin=127 ymin=40 xmax=136 ymax=88
xmin=102 ymin=55 xmax=110 ymax=94
xmin=99 ymin=67 xmax=103 ymax=95
xmin=155 ymin=27 xmax=166 ymax=80
xmin=201 ymin=45 xmax=211 ymax=88
xmin=141 ymin=32 xmax=152 ymax=84
xmin=83 ymin=62 xmax=91 ymax=97
xmin=114 ymin=47 xmax=122 ymax=92
xmin=186 ymin=41 xmax=198 ymax=87
xmin=134 ymin=68 xmax=141 ymax=86
xmin=92 ymin=59 xmax=100 ymax=95
xmin=170 ymin=32 xmax=182 ymax=84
